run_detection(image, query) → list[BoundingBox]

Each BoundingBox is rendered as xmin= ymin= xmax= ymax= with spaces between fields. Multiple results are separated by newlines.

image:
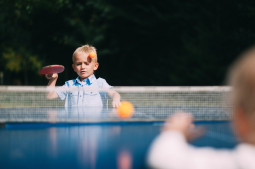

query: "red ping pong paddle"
xmin=40 ymin=65 xmax=65 ymax=75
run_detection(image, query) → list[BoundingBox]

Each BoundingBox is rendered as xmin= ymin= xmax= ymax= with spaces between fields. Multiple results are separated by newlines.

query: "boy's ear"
xmin=94 ymin=62 xmax=99 ymax=71
xmin=72 ymin=64 xmax=76 ymax=71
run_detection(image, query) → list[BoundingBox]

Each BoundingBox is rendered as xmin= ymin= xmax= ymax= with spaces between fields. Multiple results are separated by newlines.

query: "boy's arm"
xmin=148 ymin=112 xmax=234 ymax=169
xmin=107 ymin=89 xmax=121 ymax=108
xmin=46 ymin=74 xmax=59 ymax=99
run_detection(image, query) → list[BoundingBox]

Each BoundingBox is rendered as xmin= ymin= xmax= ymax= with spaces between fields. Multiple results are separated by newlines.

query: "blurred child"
xmin=147 ymin=47 xmax=255 ymax=169
xmin=46 ymin=44 xmax=120 ymax=108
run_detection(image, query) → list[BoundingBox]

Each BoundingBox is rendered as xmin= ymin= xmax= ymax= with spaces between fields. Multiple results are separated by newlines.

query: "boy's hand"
xmin=112 ymin=99 xmax=121 ymax=108
xmin=162 ymin=112 xmax=204 ymax=141
xmin=107 ymin=89 xmax=121 ymax=108
xmin=45 ymin=73 xmax=58 ymax=80
xmin=45 ymin=73 xmax=59 ymax=99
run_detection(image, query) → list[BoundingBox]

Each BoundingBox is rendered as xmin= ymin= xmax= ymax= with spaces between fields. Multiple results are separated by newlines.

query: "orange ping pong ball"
xmin=89 ymin=52 xmax=96 ymax=59
xmin=117 ymin=101 xmax=134 ymax=119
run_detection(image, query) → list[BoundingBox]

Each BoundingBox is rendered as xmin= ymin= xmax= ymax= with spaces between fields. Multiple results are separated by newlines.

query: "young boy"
xmin=147 ymin=47 xmax=255 ymax=169
xmin=46 ymin=44 xmax=121 ymax=108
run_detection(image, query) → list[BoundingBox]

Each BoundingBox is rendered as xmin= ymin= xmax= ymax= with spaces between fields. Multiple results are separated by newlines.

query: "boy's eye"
xmin=76 ymin=63 xmax=81 ymax=65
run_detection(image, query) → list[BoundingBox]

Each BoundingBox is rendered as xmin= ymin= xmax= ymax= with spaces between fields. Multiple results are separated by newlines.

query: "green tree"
xmin=1 ymin=0 xmax=255 ymax=85
xmin=2 ymin=48 xmax=42 ymax=85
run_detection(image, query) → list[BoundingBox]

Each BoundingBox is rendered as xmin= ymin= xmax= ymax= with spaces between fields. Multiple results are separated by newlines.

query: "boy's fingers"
xmin=45 ymin=74 xmax=52 ymax=79
xmin=162 ymin=111 xmax=206 ymax=141
xmin=112 ymin=101 xmax=121 ymax=108
xmin=166 ymin=112 xmax=193 ymax=126
xmin=187 ymin=126 xmax=206 ymax=141
xmin=162 ymin=112 xmax=194 ymax=133
xmin=112 ymin=102 xmax=117 ymax=108
xmin=45 ymin=73 xmax=58 ymax=79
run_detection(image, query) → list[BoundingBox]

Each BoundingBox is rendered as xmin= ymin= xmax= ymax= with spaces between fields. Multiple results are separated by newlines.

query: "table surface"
xmin=0 ymin=121 xmax=238 ymax=169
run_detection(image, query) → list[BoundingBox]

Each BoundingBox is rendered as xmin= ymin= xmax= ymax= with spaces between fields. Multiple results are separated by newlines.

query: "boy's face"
xmin=72 ymin=53 xmax=99 ymax=81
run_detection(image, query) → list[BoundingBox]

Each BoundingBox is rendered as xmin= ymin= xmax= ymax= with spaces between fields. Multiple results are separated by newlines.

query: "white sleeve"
xmin=56 ymin=84 xmax=68 ymax=100
xmin=147 ymin=131 xmax=237 ymax=169
xmin=97 ymin=78 xmax=112 ymax=89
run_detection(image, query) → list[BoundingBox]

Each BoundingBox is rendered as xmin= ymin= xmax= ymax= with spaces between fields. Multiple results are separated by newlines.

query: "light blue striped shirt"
xmin=56 ymin=75 xmax=112 ymax=107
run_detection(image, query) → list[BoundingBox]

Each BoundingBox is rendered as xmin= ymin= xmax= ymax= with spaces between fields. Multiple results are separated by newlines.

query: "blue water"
xmin=0 ymin=121 xmax=238 ymax=169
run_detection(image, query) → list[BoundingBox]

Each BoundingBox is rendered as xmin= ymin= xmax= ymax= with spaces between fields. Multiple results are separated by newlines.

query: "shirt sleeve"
xmin=97 ymin=78 xmax=112 ymax=89
xmin=56 ymin=83 xmax=68 ymax=100
xmin=147 ymin=131 xmax=237 ymax=169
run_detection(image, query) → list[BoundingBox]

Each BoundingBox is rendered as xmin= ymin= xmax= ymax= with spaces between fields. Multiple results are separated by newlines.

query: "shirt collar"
xmin=75 ymin=74 xmax=96 ymax=85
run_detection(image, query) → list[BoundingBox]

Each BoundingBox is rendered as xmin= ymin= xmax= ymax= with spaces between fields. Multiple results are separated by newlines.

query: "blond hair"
xmin=228 ymin=46 xmax=255 ymax=118
xmin=72 ymin=44 xmax=98 ymax=62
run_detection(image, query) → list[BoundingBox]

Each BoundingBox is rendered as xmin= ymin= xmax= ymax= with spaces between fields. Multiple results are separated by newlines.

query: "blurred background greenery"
xmin=1 ymin=0 xmax=255 ymax=86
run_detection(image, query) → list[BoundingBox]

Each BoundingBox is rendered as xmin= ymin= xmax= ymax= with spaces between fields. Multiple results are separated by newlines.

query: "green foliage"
xmin=2 ymin=47 xmax=42 ymax=84
xmin=1 ymin=0 xmax=255 ymax=85
xmin=3 ymin=48 xmax=42 ymax=73
xmin=3 ymin=49 xmax=21 ymax=72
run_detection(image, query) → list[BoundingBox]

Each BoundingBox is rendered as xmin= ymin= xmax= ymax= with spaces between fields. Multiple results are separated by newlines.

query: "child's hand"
xmin=107 ymin=89 xmax=121 ymax=108
xmin=162 ymin=111 xmax=204 ymax=141
xmin=45 ymin=73 xmax=58 ymax=80
xmin=112 ymin=98 xmax=121 ymax=108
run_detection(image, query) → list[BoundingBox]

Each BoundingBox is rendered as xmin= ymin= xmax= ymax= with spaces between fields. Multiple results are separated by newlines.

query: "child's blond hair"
xmin=228 ymin=46 xmax=255 ymax=119
xmin=72 ymin=44 xmax=98 ymax=62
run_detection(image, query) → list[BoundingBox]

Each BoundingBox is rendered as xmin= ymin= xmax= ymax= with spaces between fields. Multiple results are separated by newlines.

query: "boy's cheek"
xmin=73 ymin=66 xmax=79 ymax=72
